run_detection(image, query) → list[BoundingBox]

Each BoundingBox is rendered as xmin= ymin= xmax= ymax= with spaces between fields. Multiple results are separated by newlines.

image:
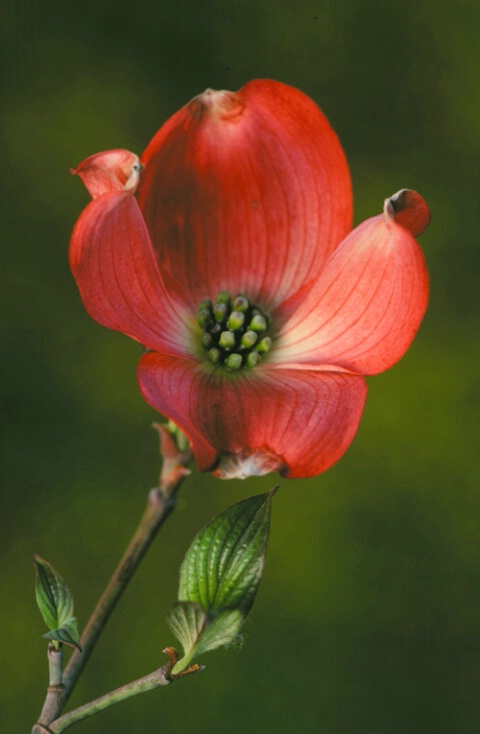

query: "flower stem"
xmin=61 ymin=483 xmax=183 ymax=705
xmin=33 ymin=644 xmax=64 ymax=732
xmin=32 ymin=425 xmax=192 ymax=732
xmin=49 ymin=665 xmax=173 ymax=733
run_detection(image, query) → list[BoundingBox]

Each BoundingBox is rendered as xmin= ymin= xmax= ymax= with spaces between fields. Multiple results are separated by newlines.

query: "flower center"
xmin=197 ymin=291 xmax=272 ymax=371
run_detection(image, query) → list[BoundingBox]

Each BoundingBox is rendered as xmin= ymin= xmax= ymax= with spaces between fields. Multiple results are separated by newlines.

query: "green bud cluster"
xmin=197 ymin=292 xmax=272 ymax=371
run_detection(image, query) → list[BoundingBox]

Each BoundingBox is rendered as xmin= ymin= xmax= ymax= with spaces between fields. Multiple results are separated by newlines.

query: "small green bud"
xmin=233 ymin=295 xmax=250 ymax=312
xmin=246 ymin=351 xmax=260 ymax=368
xmin=198 ymin=298 xmax=212 ymax=312
xmin=249 ymin=314 xmax=267 ymax=332
xmin=216 ymin=290 xmax=231 ymax=305
xmin=227 ymin=311 xmax=245 ymax=331
xmin=198 ymin=308 xmax=212 ymax=328
xmin=165 ymin=420 xmax=191 ymax=453
xmin=241 ymin=330 xmax=258 ymax=348
xmin=201 ymin=333 xmax=213 ymax=350
xmin=225 ymin=353 xmax=243 ymax=370
xmin=207 ymin=348 xmax=221 ymax=364
xmin=257 ymin=336 xmax=272 ymax=354
xmin=214 ymin=303 xmax=228 ymax=323
xmin=219 ymin=330 xmax=236 ymax=350
xmin=210 ymin=323 xmax=221 ymax=335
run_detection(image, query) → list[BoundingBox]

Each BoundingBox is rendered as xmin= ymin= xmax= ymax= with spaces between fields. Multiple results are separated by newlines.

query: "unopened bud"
xmin=241 ymin=330 xmax=258 ymax=348
xmin=219 ymin=331 xmax=236 ymax=349
xmin=201 ymin=333 xmax=213 ymax=349
xmin=214 ymin=303 xmax=228 ymax=323
xmin=207 ymin=348 xmax=221 ymax=364
xmin=216 ymin=290 xmax=231 ymax=306
xmin=225 ymin=353 xmax=243 ymax=370
xmin=246 ymin=352 xmax=260 ymax=368
xmin=257 ymin=336 xmax=272 ymax=354
xmin=249 ymin=314 xmax=267 ymax=332
xmin=233 ymin=295 xmax=250 ymax=312
xmin=227 ymin=311 xmax=245 ymax=331
xmin=198 ymin=308 xmax=212 ymax=328
xmin=198 ymin=298 xmax=212 ymax=312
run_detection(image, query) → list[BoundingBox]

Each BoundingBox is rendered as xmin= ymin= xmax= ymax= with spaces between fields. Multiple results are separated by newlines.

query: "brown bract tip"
xmin=384 ymin=189 xmax=431 ymax=237
xmin=188 ymin=88 xmax=244 ymax=123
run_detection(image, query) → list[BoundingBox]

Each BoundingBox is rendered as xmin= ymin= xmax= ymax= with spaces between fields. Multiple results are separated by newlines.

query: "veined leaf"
xmin=178 ymin=490 xmax=275 ymax=615
xmin=43 ymin=617 xmax=81 ymax=651
xmin=34 ymin=556 xmax=75 ymax=631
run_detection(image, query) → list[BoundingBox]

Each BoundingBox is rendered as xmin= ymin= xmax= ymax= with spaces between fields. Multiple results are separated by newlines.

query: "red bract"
xmin=71 ymin=80 xmax=430 ymax=479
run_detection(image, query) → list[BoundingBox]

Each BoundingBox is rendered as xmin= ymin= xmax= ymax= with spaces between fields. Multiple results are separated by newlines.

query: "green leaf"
xmin=166 ymin=601 xmax=208 ymax=655
xmin=43 ymin=617 xmax=82 ymax=651
xmin=167 ymin=601 xmax=243 ymax=674
xmin=34 ymin=555 xmax=75 ymax=631
xmin=167 ymin=602 xmax=243 ymax=657
xmin=195 ymin=609 xmax=244 ymax=656
xmin=167 ymin=490 xmax=276 ymax=673
xmin=178 ymin=489 xmax=276 ymax=615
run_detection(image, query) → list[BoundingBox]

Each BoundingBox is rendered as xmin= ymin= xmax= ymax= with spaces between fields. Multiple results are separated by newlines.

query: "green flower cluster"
xmin=197 ymin=291 xmax=272 ymax=370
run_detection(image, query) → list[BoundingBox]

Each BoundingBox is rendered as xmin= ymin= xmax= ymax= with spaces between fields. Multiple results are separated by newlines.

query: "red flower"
xmin=71 ymin=80 xmax=430 ymax=479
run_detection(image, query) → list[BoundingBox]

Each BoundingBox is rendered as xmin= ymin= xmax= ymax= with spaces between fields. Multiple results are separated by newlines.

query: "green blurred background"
xmin=2 ymin=1 xmax=479 ymax=732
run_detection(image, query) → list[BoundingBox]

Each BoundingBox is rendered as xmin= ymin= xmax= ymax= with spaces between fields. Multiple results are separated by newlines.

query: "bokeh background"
xmin=2 ymin=1 xmax=479 ymax=732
